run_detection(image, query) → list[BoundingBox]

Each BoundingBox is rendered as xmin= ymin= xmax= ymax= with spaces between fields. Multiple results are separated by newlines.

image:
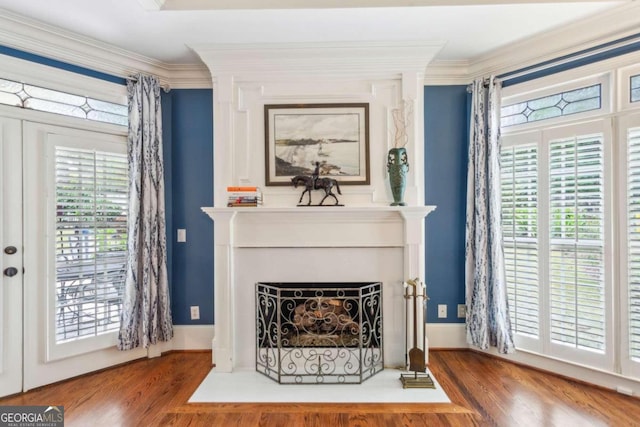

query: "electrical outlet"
xmin=190 ymin=305 xmax=200 ymax=320
xmin=457 ymin=304 xmax=466 ymax=318
xmin=438 ymin=304 xmax=447 ymax=319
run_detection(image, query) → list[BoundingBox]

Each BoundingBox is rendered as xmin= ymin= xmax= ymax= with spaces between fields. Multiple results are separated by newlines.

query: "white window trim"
xmin=0 ymin=53 xmax=127 ymax=106
xmin=44 ymin=132 xmax=128 ymax=362
xmin=618 ymin=64 xmax=640 ymax=112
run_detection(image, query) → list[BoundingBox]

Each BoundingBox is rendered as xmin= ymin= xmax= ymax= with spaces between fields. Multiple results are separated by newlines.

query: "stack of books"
xmin=226 ymin=186 xmax=262 ymax=207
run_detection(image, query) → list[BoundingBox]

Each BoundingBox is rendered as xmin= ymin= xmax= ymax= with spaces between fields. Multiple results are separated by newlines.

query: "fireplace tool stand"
xmin=400 ymin=278 xmax=435 ymax=389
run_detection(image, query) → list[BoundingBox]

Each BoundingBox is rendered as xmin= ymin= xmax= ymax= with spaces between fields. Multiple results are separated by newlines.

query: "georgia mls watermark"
xmin=0 ymin=406 xmax=64 ymax=427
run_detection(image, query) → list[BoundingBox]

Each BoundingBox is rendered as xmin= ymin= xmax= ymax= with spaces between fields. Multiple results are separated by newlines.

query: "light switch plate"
xmin=177 ymin=228 xmax=186 ymax=242
xmin=438 ymin=304 xmax=447 ymax=318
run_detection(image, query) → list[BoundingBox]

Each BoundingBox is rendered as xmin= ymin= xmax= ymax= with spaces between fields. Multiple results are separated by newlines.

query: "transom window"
xmin=0 ymin=77 xmax=127 ymax=126
xmin=632 ymin=75 xmax=640 ymax=103
xmin=501 ymin=84 xmax=601 ymax=127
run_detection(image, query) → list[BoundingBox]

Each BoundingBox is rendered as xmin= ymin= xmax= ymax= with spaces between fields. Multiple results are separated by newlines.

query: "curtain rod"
xmin=127 ymin=75 xmax=171 ymax=93
xmin=465 ymin=32 xmax=640 ymax=92
xmin=497 ymin=32 xmax=640 ymax=86
xmin=466 ymin=78 xmax=495 ymax=93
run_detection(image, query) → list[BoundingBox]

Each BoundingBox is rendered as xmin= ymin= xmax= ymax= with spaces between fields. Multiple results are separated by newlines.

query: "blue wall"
xmin=164 ymin=89 xmax=215 ymax=324
xmin=0 ymin=44 xmax=471 ymax=326
xmin=424 ymin=86 xmax=469 ymax=323
xmin=164 ymin=87 xmax=470 ymax=326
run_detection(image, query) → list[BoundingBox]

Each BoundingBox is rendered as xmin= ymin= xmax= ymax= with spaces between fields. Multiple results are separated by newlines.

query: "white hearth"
xmin=194 ymin=41 xmax=442 ymax=373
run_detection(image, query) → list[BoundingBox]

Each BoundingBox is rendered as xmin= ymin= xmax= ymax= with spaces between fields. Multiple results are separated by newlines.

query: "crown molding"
xmin=163 ymin=64 xmax=213 ymax=89
xmin=191 ymin=41 xmax=445 ymax=81
xmin=0 ymin=4 xmax=639 ymax=90
xmin=0 ymin=8 xmax=200 ymax=89
xmin=467 ymin=2 xmax=640 ymax=80
xmin=424 ymin=60 xmax=470 ymax=86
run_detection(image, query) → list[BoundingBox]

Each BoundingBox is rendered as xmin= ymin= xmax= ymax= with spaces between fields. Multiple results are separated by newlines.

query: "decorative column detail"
xmin=209 ymin=210 xmax=236 ymax=371
xmin=400 ymin=209 xmax=429 ymax=366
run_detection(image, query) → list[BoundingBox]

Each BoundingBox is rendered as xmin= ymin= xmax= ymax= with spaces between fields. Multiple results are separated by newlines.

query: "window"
xmin=622 ymin=114 xmax=640 ymax=378
xmin=501 ymin=84 xmax=601 ymax=127
xmin=632 ymin=75 xmax=640 ymax=103
xmin=501 ymin=144 xmax=539 ymax=340
xmin=627 ymin=125 xmax=640 ymax=361
xmin=55 ymin=146 xmax=128 ymax=343
xmin=501 ymin=120 xmax=612 ymax=371
xmin=0 ymin=77 xmax=127 ymax=126
xmin=548 ymin=134 xmax=605 ymax=352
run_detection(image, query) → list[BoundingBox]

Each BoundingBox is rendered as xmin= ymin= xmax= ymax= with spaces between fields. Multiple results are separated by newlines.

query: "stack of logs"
xmin=288 ymin=297 xmax=360 ymax=347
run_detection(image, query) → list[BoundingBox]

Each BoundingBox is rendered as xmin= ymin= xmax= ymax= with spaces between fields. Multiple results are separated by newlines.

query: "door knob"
xmin=3 ymin=267 xmax=18 ymax=277
xmin=4 ymin=246 xmax=17 ymax=255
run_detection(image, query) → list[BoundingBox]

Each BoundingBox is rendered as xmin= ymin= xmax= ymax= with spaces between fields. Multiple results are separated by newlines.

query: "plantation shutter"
xmin=501 ymin=144 xmax=539 ymax=338
xmin=627 ymin=127 xmax=640 ymax=362
xmin=548 ymin=134 xmax=605 ymax=352
xmin=55 ymin=146 xmax=128 ymax=343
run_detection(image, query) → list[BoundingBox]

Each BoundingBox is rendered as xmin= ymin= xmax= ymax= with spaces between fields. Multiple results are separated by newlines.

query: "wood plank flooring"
xmin=1 ymin=350 xmax=638 ymax=426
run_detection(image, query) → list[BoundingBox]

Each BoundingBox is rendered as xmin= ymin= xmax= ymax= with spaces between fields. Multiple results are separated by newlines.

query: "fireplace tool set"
xmin=400 ymin=278 xmax=435 ymax=389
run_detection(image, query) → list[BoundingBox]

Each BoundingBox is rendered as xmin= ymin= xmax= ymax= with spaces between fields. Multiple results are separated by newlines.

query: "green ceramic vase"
xmin=387 ymin=147 xmax=409 ymax=206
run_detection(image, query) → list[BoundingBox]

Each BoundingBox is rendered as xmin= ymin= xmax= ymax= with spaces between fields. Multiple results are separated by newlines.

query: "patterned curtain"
xmin=118 ymin=74 xmax=173 ymax=350
xmin=465 ymin=76 xmax=515 ymax=354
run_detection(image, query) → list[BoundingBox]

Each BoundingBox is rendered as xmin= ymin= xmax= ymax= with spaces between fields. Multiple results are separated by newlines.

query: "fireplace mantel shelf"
xmin=202 ymin=205 xmax=436 ymax=218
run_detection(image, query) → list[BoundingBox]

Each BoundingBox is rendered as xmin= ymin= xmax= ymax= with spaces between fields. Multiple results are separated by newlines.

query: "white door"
xmin=21 ymin=121 xmax=146 ymax=391
xmin=0 ymin=117 xmax=23 ymax=396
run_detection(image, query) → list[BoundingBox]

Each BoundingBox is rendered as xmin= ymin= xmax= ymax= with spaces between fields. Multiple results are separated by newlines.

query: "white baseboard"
xmin=426 ymin=323 xmax=467 ymax=348
xmin=426 ymin=322 xmax=640 ymax=396
xmin=171 ymin=322 xmax=639 ymax=397
xmin=478 ymin=347 xmax=640 ymax=398
xmin=170 ymin=325 xmax=214 ymax=350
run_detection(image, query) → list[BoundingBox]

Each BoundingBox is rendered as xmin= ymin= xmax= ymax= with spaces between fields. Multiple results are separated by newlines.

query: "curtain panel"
xmin=118 ymin=74 xmax=173 ymax=350
xmin=465 ymin=76 xmax=515 ymax=354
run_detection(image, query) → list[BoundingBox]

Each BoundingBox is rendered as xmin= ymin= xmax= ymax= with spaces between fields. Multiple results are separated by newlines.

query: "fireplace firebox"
xmin=256 ymin=282 xmax=383 ymax=384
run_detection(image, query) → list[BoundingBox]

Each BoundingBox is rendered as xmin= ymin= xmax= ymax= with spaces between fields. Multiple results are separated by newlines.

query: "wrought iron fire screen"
xmin=255 ymin=282 xmax=383 ymax=384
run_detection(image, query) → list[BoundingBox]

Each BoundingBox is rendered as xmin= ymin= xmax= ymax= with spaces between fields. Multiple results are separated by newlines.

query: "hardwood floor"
xmin=1 ymin=350 xmax=638 ymax=426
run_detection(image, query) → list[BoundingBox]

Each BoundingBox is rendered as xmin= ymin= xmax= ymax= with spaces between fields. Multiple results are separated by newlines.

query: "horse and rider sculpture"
xmin=291 ymin=161 xmax=342 ymax=206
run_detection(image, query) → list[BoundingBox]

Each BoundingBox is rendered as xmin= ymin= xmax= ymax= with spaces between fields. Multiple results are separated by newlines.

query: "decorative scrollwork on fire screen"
xmin=256 ymin=282 xmax=383 ymax=384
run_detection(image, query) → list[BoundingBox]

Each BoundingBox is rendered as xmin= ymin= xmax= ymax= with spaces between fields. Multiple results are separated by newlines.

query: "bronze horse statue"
xmin=292 ymin=174 xmax=342 ymax=206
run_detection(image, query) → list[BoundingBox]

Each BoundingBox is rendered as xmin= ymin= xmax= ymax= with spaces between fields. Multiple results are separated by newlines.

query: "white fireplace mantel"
xmin=202 ymin=205 xmax=435 ymax=372
xmin=194 ymin=41 xmax=441 ymax=373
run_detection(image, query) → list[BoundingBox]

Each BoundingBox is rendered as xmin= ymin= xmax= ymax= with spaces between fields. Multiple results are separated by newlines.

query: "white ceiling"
xmin=0 ymin=0 xmax=630 ymax=66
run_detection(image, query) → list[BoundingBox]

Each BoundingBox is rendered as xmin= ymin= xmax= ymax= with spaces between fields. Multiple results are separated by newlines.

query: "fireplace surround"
xmin=202 ymin=206 xmax=435 ymax=371
xmin=195 ymin=41 xmax=441 ymax=374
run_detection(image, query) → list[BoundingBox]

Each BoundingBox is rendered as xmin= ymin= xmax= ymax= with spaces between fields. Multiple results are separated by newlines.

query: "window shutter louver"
xmin=627 ymin=127 xmax=640 ymax=361
xmin=55 ymin=146 xmax=128 ymax=343
xmin=501 ymin=145 xmax=540 ymax=337
xmin=549 ymin=134 xmax=605 ymax=352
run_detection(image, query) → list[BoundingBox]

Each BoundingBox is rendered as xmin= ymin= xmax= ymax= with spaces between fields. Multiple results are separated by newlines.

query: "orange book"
xmin=226 ymin=186 xmax=258 ymax=192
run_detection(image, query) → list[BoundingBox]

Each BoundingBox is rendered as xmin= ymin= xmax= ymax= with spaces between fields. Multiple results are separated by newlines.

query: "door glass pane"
xmin=55 ymin=146 xmax=128 ymax=343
